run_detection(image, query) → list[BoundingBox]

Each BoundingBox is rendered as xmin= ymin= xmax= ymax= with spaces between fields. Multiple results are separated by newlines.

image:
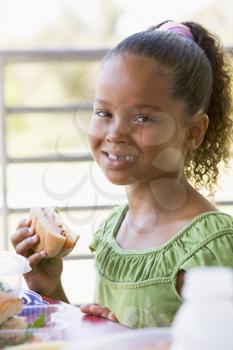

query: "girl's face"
xmin=88 ymin=54 xmax=189 ymax=185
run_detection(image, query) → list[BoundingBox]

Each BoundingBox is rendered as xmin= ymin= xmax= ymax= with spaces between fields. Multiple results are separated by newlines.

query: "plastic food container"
xmin=0 ymin=251 xmax=31 ymax=295
xmin=0 ymin=304 xmax=67 ymax=348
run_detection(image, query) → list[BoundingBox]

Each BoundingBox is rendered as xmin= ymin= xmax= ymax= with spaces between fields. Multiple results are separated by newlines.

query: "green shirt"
xmin=89 ymin=203 xmax=233 ymax=328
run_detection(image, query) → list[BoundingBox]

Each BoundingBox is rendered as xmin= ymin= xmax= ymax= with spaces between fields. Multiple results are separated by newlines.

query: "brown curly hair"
xmin=104 ymin=21 xmax=233 ymax=195
xmin=182 ymin=22 xmax=233 ymax=195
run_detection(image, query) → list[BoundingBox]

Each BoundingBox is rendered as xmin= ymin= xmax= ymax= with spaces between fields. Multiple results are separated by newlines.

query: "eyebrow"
xmin=94 ymin=98 xmax=111 ymax=106
xmin=134 ymin=104 xmax=164 ymax=112
xmin=94 ymin=99 xmax=164 ymax=112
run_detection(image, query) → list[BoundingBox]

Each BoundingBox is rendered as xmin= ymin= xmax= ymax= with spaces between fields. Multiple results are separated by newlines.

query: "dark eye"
xmin=135 ymin=115 xmax=152 ymax=124
xmin=95 ymin=111 xmax=111 ymax=118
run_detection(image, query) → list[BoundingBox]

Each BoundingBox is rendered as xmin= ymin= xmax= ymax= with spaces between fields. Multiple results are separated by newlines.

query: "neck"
xmin=125 ymin=174 xmax=191 ymax=230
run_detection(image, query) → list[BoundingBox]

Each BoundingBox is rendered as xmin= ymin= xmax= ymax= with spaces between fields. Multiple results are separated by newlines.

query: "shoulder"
xmin=179 ymin=211 xmax=233 ymax=271
xmin=177 ymin=211 xmax=233 ymax=254
xmin=97 ymin=203 xmax=127 ymax=235
xmin=187 ymin=211 xmax=233 ymax=239
xmin=89 ymin=203 xmax=127 ymax=252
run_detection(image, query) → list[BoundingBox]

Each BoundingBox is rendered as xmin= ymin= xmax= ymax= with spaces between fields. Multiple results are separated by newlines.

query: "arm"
xmin=11 ymin=218 xmax=69 ymax=302
xmin=176 ymin=270 xmax=185 ymax=296
xmin=80 ymin=283 xmax=117 ymax=321
xmin=80 ymin=210 xmax=120 ymax=321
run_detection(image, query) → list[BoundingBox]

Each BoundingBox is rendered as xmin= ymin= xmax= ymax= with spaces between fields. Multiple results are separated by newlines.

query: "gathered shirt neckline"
xmin=110 ymin=203 xmax=228 ymax=255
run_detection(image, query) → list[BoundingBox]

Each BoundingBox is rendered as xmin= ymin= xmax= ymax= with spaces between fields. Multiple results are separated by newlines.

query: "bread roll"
xmin=0 ymin=291 xmax=23 ymax=325
xmin=30 ymin=207 xmax=79 ymax=258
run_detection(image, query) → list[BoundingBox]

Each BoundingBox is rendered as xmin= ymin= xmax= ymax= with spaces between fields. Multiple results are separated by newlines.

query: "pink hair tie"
xmin=158 ymin=21 xmax=194 ymax=41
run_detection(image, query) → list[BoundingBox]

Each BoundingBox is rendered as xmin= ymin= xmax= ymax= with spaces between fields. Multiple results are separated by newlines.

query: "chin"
xmin=106 ymin=174 xmax=139 ymax=186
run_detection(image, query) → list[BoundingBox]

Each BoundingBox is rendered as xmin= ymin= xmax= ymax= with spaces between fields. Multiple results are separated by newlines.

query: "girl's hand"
xmin=80 ymin=303 xmax=118 ymax=322
xmin=11 ymin=218 xmax=63 ymax=298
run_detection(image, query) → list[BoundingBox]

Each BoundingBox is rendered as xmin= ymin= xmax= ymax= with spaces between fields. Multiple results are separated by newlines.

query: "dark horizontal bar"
xmin=0 ymin=48 xmax=109 ymax=63
xmin=8 ymin=205 xmax=115 ymax=214
xmin=6 ymin=202 xmax=233 ymax=216
xmin=215 ymin=201 xmax=233 ymax=206
xmin=64 ymin=254 xmax=93 ymax=261
xmin=7 ymin=154 xmax=93 ymax=164
xmin=6 ymin=103 xmax=93 ymax=115
xmin=0 ymin=47 xmax=231 ymax=65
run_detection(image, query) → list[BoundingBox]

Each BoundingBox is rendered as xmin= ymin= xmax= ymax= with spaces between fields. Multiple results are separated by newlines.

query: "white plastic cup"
xmin=0 ymin=251 xmax=31 ymax=295
xmin=171 ymin=267 xmax=233 ymax=350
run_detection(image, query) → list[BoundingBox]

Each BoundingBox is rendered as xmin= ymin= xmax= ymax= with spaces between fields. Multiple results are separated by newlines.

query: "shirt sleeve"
xmin=88 ymin=206 xmax=120 ymax=252
xmin=89 ymin=223 xmax=104 ymax=252
xmin=180 ymin=231 xmax=233 ymax=271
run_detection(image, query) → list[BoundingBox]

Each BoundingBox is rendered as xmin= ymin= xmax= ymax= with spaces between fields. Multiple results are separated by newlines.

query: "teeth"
xmin=108 ymin=153 xmax=135 ymax=161
xmin=108 ymin=153 xmax=118 ymax=160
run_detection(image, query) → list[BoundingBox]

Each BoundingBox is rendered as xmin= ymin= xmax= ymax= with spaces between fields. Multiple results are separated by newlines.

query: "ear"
xmin=185 ymin=113 xmax=209 ymax=151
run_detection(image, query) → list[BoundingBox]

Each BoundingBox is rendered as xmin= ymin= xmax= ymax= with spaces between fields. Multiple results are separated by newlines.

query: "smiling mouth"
xmin=102 ymin=151 xmax=138 ymax=161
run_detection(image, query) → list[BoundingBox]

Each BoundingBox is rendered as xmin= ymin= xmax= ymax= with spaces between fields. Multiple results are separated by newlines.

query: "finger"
xmin=108 ymin=312 xmax=118 ymax=322
xmin=80 ymin=305 xmax=90 ymax=314
xmin=89 ymin=304 xmax=110 ymax=318
xmin=15 ymin=234 xmax=39 ymax=256
xmin=28 ymin=251 xmax=47 ymax=266
xmin=80 ymin=304 xmax=116 ymax=321
xmin=11 ymin=227 xmax=35 ymax=247
xmin=90 ymin=305 xmax=117 ymax=321
xmin=16 ymin=218 xmax=31 ymax=230
xmin=80 ymin=303 xmax=99 ymax=314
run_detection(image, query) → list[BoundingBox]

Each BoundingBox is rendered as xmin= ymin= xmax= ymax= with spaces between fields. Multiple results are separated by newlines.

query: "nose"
xmin=106 ymin=120 xmax=130 ymax=144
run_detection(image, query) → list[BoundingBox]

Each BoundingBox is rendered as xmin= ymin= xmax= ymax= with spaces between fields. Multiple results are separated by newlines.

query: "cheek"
xmin=87 ymin=117 xmax=106 ymax=152
xmin=140 ymin=115 xmax=176 ymax=147
xmin=152 ymin=147 xmax=184 ymax=172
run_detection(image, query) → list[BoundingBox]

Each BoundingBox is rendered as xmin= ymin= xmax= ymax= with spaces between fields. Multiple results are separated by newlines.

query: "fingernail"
xmin=40 ymin=250 xmax=46 ymax=257
xmin=28 ymin=228 xmax=33 ymax=235
xmin=109 ymin=312 xmax=116 ymax=321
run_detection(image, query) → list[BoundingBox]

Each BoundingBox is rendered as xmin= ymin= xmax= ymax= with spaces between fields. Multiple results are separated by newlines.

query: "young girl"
xmin=12 ymin=20 xmax=233 ymax=328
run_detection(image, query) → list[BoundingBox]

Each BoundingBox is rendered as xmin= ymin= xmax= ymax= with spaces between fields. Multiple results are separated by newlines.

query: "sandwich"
xmin=0 ymin=291 xmax=46 ymax=346
xmin=30 ymin=207 xmax=79 ymax=259
xmin=0 ymin=291 xmax=23 ymax=326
